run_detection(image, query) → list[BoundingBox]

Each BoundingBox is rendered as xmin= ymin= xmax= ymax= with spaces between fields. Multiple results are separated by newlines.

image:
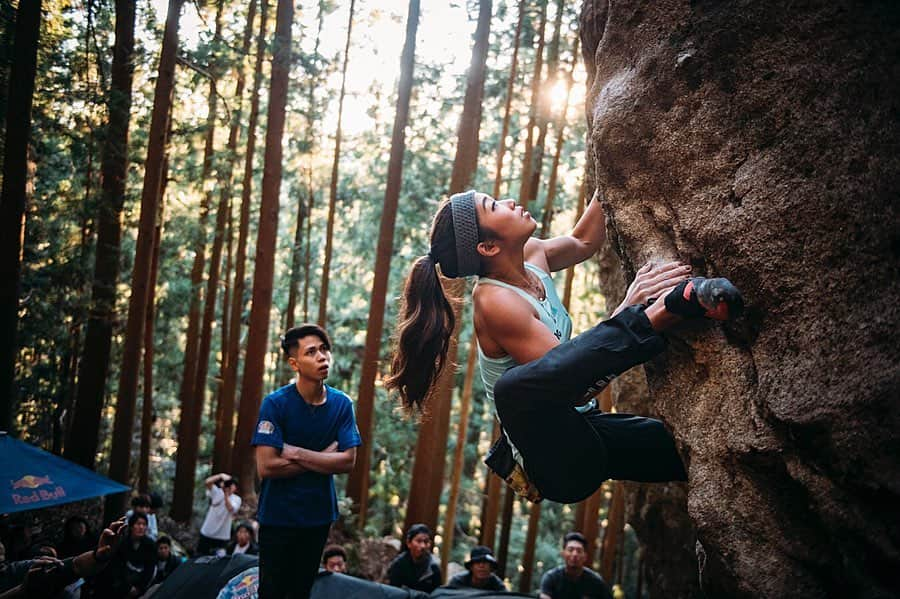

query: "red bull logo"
xmin=217 ymin=566 xmax=258 ymax=599
xmin=10 ymin=475 xmax=66 ymax=506
xmin=10 ymin=475 xmax=53 ymax=490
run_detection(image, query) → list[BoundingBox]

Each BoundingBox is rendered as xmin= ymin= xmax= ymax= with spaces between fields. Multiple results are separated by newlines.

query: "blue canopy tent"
xmin=0 ymin=431 xmax=130 ymax=514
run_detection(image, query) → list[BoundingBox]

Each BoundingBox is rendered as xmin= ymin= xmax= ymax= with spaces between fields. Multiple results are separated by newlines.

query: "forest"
xmin=0 ymin=0 xmax=647 ymax=595
xmin=6 ymin=0 xmax=897 ymax=597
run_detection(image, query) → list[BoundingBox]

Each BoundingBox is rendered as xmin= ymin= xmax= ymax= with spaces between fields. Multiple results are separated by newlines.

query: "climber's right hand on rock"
xmin=616 ymin=260 xmax=692 ymax=313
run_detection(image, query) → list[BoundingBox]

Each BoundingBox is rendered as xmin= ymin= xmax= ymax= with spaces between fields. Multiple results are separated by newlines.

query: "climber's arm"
xmin=525 ymin=188 xmax=606 ymax=272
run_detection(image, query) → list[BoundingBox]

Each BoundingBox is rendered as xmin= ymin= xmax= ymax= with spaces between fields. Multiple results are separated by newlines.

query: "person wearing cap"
xmin=386 ymin=191 xmax=743 ymax=505
xmin=386 ymin=524 xmax=441 ymax=593
xmin=446 ymin=545 xmax=507 ymax=591
xmin=539 ymin=532 xmax=613 ymax=599
xmin=253 ymin=323 xmax=362 ymax=599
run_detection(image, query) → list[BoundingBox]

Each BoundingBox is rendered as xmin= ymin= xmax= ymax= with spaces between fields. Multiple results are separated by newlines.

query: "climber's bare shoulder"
xmin=473 ymin=283 xmax=559 ymax=365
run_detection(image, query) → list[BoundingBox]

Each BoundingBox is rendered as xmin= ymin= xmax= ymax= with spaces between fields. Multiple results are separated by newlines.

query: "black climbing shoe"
xmin=664 ymin=277 xmax=744 ymax=321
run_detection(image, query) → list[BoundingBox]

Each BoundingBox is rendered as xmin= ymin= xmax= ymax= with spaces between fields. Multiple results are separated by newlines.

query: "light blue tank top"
xmin=476 ymin=263 xmax=574 ymax=404
xmin=477 ymin=263 xmax=592 ymax=466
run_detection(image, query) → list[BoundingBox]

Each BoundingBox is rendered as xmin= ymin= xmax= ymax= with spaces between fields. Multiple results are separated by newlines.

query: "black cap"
xmin=464 ymin=545 xmax=498 ymax=569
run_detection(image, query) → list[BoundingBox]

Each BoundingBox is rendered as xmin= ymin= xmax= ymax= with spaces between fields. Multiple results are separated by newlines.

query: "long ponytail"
xmin=385 ymin=254 xmax=456 ymax=411
xmin=386 ymin=201 xmax=461 ymax=411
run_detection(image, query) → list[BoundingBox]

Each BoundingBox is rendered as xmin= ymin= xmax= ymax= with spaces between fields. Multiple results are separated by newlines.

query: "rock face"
xmin=580 ymin=1 xmax=900 ymax=597
xmin=598 ymin=244 xmax=702 ymax=599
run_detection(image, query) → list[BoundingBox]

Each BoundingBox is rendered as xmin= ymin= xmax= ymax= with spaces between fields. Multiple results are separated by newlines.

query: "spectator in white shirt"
xmin=197 ymin=473 xmax=241 ymax=556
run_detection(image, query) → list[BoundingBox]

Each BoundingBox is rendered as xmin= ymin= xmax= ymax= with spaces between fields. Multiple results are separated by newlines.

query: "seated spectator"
xmin=152 ymin=537 xmax=180 ymax=585
xmin=0 ymin=521 xmax=127 ymax=599
xmin=539 ymin=532 xmax=613 ymax=599
xmin=321 ymin=545 xmax=347 ymax=574
xmin=226 ymin=522 xmax=258 ymax=556
xmin=387 ymin=524 xmax=441 ymax=593
xmin=83 ymin=513 xmax=157 ymax=598
xmin=446 ymin=545 xmax=507 ymax=591
xmin=125 ymin=494 xmax=157 ymax=541
xmin=58 ymin=517 xmax=97 ymax=559
xmin=4 ymin=526 xmax=32 ymax=562
xmin=0 ymin=541 xmax=31 ymax=595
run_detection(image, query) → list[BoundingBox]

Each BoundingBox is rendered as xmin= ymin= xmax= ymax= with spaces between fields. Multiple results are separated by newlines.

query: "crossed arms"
xmin=256 ymin=441 xmax=357 ymax=479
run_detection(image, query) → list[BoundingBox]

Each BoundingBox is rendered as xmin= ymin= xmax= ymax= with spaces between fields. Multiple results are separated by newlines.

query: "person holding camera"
xmin=197 ymin=473 xmax=241 ymax=556
xmin=0 ymin=520 xmax=127 ymax=599
xmin=82 ymin=514 xmax=156 ymax=599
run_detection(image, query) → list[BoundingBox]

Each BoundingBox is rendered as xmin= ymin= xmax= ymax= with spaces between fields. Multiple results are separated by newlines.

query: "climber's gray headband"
xmin=450 ymin=190 xmax=481 ymax=277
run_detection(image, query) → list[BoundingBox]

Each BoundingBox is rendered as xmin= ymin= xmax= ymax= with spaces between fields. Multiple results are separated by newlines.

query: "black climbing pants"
xmin=493 ymin=305 xmax=688 ymax=504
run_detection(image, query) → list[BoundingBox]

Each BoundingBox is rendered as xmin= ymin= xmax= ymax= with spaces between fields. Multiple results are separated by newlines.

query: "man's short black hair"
xmin=222 ymin=477 xmax=238 ymax=489
xmin=156 ymin=536 xmax=172 ymax=547
xmin=235 ymin=521 xmax=255 ymax=538
xmin=322 ymin=544 xmax=347 ymax=563
xmin=128 ymin=512 xmax=149 ymax=527
xmin=563 ymin=531 xmax=588 ymax=550
xmin=405 ymin=523 xmax=432 ymax=542
xmin=131 ymin=493 xmax=152 ymax=508
xmin=281 ymin=324 xmax=332 ymax=357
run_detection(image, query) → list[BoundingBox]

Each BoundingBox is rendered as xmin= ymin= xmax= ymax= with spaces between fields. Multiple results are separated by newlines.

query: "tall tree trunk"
xmin=479 ymin=0 xmax=525 ymax=548
xmin=519 ymin=502 xmax=541 ymax=592
xmin=65 ymin=0 xmax=135 ymax=467
xmin=524 ymin=0 xmax=564 ymax=207
xmin=211 ymin=0 xmax=256 ymax=474
xmin=440 ymin=335 xmax=477 ymax=576
xmin=479 ymin=3 xmax=523 ymax=547
xmin=171 ymin=0 xmax=225 ymax=522
xmin=284 ymin=197 xmax=305 ymax=333
xmin=0 ymin=0 xmax=41 ymax=433
xmin=561 ymin=179 xmax=586 ymax=309
xmin=317 ymin=0 xmax=355 ymax=327
xmin=518 ymin=0 xmax=547 ymax=208
xmin=138 ymin=160 xmax=168 ymax=494
xmin=231 ymin=0 xmax=294 ymax=497
xmin=440 ymin=0 xmax=496 ymax=567
xmin=104 ymin=0 xmax=184 ymax=522
xmin=302 ymin=180 xmax=313 ymax=321
xmin=479 ymin=421 xmax=502 ymax=548
xmin=600 ymin=481 xmax=625 ymax=582
xmin=346 ymin=0 xmax=420 ymax=526
xmin=491 ymin=0 xmax=525 ymax=200
xmin=580 ymin=486 xmax=605 ymax=565
xmin=282 ymin=193 xmax=305 ymax=384
xmin=218 ymin=0 xmax=269 ymax=476
xmin=286 ymin=2 xmax=324 ymax=334
xmin=404 ymin=0 xmax=492 ymax=533
xmin=221 ymin=200 xmax=232 ymax=367
xmin=539 ymin=36 xmax=579 ymax=237
xmin=496 ymin=489 xmax=515 ymax=578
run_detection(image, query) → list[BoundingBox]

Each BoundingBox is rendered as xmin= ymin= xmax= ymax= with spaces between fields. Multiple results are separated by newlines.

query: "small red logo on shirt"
xmin=257 ymin=421 xmax=275 ymax=434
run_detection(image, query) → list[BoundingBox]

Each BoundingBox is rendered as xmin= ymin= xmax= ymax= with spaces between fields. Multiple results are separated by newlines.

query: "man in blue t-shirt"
xmin=252 ymin=323 xmax=362 ymax=599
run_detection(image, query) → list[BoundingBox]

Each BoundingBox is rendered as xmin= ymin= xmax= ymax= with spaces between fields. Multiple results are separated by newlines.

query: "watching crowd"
xmin=0 ymin=479 xmax=614 ymax=598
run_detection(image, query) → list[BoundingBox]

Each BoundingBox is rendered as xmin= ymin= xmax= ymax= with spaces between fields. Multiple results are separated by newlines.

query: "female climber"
xmin=386 ymin=190 xmax=744 ymax=504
